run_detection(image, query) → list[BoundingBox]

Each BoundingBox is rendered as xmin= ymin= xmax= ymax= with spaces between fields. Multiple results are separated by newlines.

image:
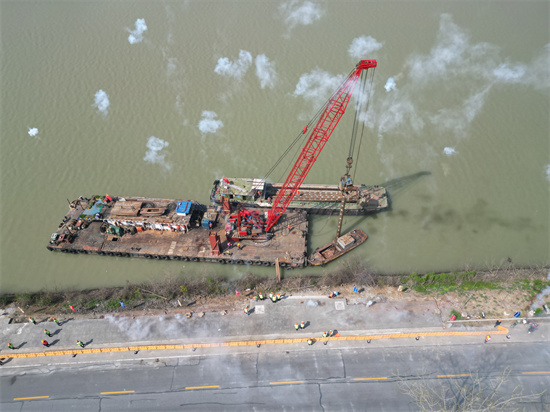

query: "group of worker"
xmin=7 ymin=316 xmax=87 ymax=352
xmin=252 ymin=292 xmax=282 ymax=303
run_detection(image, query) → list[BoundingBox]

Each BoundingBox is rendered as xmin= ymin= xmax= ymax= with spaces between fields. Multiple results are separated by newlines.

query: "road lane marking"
xmin=100 ymin=390 xmax=135 ymax=395
xmin=13 ymin=396 xmax=49 ymax=401
xmin=185 ymin=385 xmax=220 ymax=390
xmin=270 ymin=381 xmax=304 ymax=385
xmin=353 ymin=377 xmax=387 ymax=381
xmin=522 ymin=371 xmax=550 ymax=375
xmin=0 ymin=326 xmax=511 ymax=359
xmin=437 ymin=374 xmax=471 ymax=378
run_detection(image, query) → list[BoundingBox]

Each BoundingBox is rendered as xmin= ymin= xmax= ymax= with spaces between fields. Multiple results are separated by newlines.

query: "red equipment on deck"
xmin=264 ymin=60 xmax=377 ymax=232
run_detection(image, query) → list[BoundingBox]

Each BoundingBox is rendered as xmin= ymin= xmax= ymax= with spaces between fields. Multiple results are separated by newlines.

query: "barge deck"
xmin=48 ymin=195 xmax=308 ymax=268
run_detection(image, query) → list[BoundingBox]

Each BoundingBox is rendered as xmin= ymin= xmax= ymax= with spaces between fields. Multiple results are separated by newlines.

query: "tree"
xmin=398 ymin=368 xmax=546 ymax=411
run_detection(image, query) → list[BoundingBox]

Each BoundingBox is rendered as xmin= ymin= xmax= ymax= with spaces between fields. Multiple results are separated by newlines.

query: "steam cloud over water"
xmin=384 ymin=77 xmax=397 ymax=92
xmin=546 ymin=165 xmax=550 ymax=182
xmin=144 ymin=136 xmax=171 ymax=170
xmin=214 ymin=50 xmax=253 ymax=80
xmin=255 ymin=54 xmax=278 ymax=89
xmin=198 ymin=111 xmax=223 ymax=135
xmin=28 ymin=127 xmax=39 ymax=137
xmin=93 ymin=90 xmax=110 ymax=116
xmin=348 ymin=36 xmax=383 ymax=59
xmin=293 ymin=69 xmax=345 ymax=106
xmin=127 ymin=18 xmax=147 ymax=44
xmin=279 ymin=0 xmax=325 ymax=31
xmin=443 ymin=147 xmax=457 ymax=156
xmin=364 ymin=13 xmax=549 ymax=175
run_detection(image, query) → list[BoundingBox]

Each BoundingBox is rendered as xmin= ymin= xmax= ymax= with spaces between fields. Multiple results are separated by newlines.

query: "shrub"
xmin=450 ymin=310 xmax=462 ymax=320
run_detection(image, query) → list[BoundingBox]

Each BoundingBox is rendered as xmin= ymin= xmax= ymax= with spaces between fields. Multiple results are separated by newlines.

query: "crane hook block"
xmin=303 ymin=125 xmax=308 ymax=134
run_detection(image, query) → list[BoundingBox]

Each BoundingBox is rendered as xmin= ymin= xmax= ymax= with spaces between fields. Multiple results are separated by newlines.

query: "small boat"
xmin=308 ymin=229 xmax=368 ymax=266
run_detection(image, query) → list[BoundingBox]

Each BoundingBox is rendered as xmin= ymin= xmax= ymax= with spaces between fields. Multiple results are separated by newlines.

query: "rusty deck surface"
xmin=48 ymin=196 xmax=308 ymax=268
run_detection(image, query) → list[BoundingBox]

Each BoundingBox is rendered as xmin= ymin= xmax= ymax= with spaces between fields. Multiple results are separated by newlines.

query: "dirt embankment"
xmin=2 ymin=264 xmax=549 ymax=323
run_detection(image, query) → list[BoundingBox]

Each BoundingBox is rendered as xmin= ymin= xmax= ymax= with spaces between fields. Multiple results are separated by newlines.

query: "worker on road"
xmin=328 ymin=330 xmax=333 ymax=337
xmin=271 ymin=294 xmax=277 ymax=303
xmin=41 ymin=340 xmax=49 ymax=347
xmin=52 ymin=317 xmax=60 ymax=325
xmin=44 ymin=329 xmax=52 ymax=337
xmin=76 ymin=340 xmax=85 ymax=348
xmin=29 ymin=317 xmax=36 ymax=325
xmin=322 ymin=331 xmax=327 ymax=338
xmin=276 ymin=293 xmax=281 ymax=301
xmin=259 ymin=292 xmax=264 ymax=300
xmin=485 ymin=335 xmax=491 ymax=343
xmin=8 ymin=343 xmax=14 ymax=350
xmin=300 ymin=321 xmax=305 ymax=330
xmin=244 ymin=306 xmax=249 ymax=316
xmin=295 ymin=323 xmax=299 ymax=331
xmin=307 ymin=339 xmax=313 ymax=346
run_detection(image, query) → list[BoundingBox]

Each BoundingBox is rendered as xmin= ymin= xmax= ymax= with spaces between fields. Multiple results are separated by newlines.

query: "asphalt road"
xmin=1 ymin=341 xmax=548 ymax=411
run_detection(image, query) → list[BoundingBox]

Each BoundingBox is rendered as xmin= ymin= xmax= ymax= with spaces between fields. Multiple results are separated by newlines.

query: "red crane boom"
xmin=265 ymin=59 xmax=377 ymax=232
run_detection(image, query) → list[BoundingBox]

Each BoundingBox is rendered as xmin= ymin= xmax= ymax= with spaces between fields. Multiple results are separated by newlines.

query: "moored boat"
xmin=308 ymin=229 xmax=368 ymax=266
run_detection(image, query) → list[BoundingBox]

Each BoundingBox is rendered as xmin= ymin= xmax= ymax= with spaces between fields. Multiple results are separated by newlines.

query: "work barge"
xmin=48 ymin=195 xmax=309 ymax=268
xmin=48 ymin=59 xmax=387 ymax=268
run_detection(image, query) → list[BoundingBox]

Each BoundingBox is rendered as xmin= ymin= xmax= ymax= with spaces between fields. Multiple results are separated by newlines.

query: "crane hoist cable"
xmin=351 ymin=67 xmax=375 ymax=183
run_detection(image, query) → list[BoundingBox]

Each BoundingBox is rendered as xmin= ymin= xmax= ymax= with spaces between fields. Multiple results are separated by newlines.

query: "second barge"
xmin=211 ymin=177 xmax=388 ymax=215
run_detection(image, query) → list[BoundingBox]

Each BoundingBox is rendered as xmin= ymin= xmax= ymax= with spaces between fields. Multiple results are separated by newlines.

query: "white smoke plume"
xmin=348 ymin=36 xmax=383 ymax=59
xmin=384 ymin=77 xmax=397 ymax=92
xmin=198 ymin=111 xmax=224 ymax=135
xmin=93 ymin=89 xmax=110 ymax=116
xmin=127 ymin=18 xmax=148 ymax=44
xmin=369 ymin=13 xmax=549 ymax=152
xmin=144 ymin=136 xmax=171 ymax=170
xmin=492 ymin=63 xmax=527 ymax=83
xmin=546 ymin=164 xmax=550 ymax=182
xmin=443 ymin=147 xmax=457 ymax=156
xmin=28 ymin=127 xmax=39 ymax=138
xmin=530 ymin=272 xmax=550 ymax=311
xmin=255 ymin=54 xmax=277 ymax=89
xmin=214 ymin=50 xmax=253 ymax=80
xmin=429 ymin=85 xmax=491 ymax=138
xmin=293 ymin=69 xmax=345 ymax=106
xmin=279 ymin=0 xmax=325 ymax=32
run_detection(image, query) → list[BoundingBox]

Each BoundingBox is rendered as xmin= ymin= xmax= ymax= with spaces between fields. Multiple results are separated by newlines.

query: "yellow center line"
xmin=185 ymin=385 xmax=220 ymax=390
xmin=522 ymin=371 xmax=550 ymax=375
xmin=100 ymin=390 xmax=135 ymax=395
xmin=270 ymin=380 xmax=304 ymax=385
xmin=437 ymin=374 xmax=471 ymax=378
xmin=13 ymin=396 xmax=49 ymax=401
xmin=353 ymin=377 xmax=388 ymax=381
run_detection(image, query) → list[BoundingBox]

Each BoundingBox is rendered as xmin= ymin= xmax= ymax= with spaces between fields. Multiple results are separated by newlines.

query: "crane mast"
xmin=265 ymin=59 xmax=377 ymax=232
